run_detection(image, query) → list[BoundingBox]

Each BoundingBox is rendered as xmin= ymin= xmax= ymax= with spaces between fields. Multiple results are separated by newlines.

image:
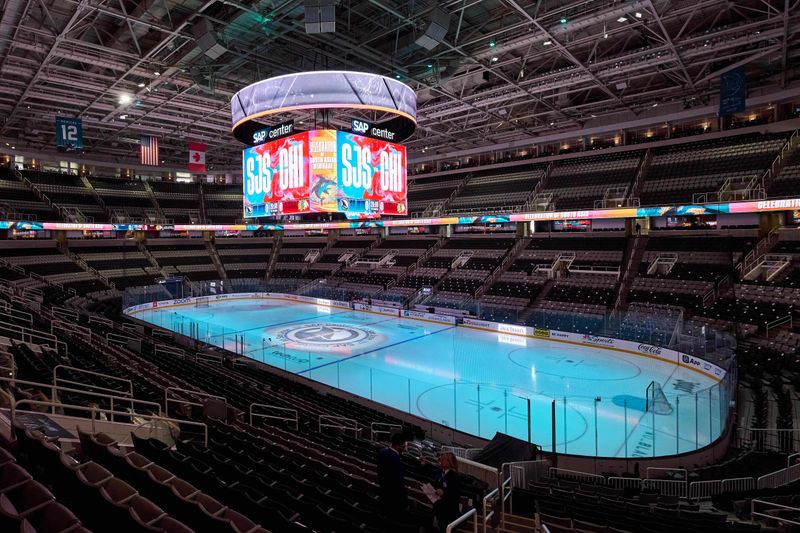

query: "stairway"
xmin=439 ymin=173 xmax=472 ymax=214
xmin=499 ymin=513 xmax=536 ymax=532
xmin=205 ymin=239 xmax=229 ymax=282
xmin=629 ymin=148 xmax=652 ymax=201
xmin=394 ymin=236 xmax=446 ymax=287
xmin=613 ymin=235 xmax=649 ymax=312
xmin=762 ymin=128 xmax=800 ymax=192
xmin=477 ymin=237 xmax=530 ymax=298
xmin=137 ymin=240 xmax=163 ymax=274
xmin=143 ymin=181 xmax=166 ymax=222
xmin=15 ymin=170 xmax=63 ymax=220
xmin=529 ymin=278 xmax=554 ymax=308
xmin=57 ymin=241 xmax=114 ymax=290
xmin=198 ymin=182 xmax=209 ymax=223
xmin=265 ymin=233 xmax=283 ymax=280
xmin=80 ymin=176 xmax=112 ymax=221
xmin=736 ymin=227 xmax=780 ymax=279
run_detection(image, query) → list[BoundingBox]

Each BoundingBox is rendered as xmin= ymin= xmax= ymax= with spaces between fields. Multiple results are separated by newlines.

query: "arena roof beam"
xmin=0 ymin=2 xmax=95 ymax=136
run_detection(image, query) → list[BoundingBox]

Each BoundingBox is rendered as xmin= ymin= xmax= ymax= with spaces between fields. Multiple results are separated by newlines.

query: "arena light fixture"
xmin=543 ymin=40 xmax=552 ymax=46
xmin=137 ymin=82 xmax=145 ymax=88
xmin=635 ymin=12 xmax=642 ymax=18
xmin=118 ymin=93 xmax=132 ymax=105
xmin=617 ymin=16 xmax=627 ymax=22
xmin=488 ymin=40 xmax=496 ymax=47
xmin=559 ymin=17 xmax=568 ymax=24
xmin=491 ymin=56 xmax=498 ymax=62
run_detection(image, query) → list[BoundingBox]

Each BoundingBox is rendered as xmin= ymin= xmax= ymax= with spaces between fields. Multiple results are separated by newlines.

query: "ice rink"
xmin=131 ymin=297 xmax=725 ymax=458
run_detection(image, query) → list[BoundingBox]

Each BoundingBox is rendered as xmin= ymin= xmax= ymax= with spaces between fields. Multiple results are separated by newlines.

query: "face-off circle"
xmin=275 ymin=323 xmax=380 ymax=352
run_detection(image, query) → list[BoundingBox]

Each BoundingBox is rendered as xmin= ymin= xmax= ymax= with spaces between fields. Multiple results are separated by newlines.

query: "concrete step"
xmin=494 ymin=513 xmax=536 ymax=533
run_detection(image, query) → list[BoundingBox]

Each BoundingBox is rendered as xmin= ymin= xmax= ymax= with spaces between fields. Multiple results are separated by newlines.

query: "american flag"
xmin=140 ymin=135 xmax=159 ymax=166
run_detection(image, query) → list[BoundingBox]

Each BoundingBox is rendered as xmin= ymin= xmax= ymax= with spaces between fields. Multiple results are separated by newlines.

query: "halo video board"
xmin=243 ymin=129 xmax=406 ymax=219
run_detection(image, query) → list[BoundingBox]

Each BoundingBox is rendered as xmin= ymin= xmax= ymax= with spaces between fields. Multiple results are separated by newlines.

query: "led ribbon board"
xmin=242 ymin=130 xmax=407 ymax=218
xmin=230 ymin=71 xmax=417 ymax=145
xmin=4 ymin=198 xmax=798 ymax=232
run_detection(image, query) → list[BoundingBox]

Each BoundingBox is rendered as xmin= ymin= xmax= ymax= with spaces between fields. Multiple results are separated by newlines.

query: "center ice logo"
xmin=278 ymin=323 xmax=377 ymax=348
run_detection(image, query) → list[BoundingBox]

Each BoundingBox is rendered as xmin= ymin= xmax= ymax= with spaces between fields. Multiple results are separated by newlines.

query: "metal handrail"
xmin=498 ymin=473 xmax=512 ymax=529
xmin=165 ymin=387 xmax=226 ymax=414
xmin=318 ymin=414 xmax=359 ymax=436
xmin=369 ymin=422 xmax=401 ymax=441
xmin=2 ymin=375 xmax=160 ymax=416
xmin=0 ymin=321 xmax=68 ymax=354
xmin=482 ymin=487 xmax=499 ymax=533
xmin=54 ymin=364 xmax=133 ymax=398
xmin=11 ymin=399 xmax=208 ymax=447
xmin=446 ymin=508 xmax=477 ymax=533
xmin=751 ymin=499 xmax=800 ymax=528
xmin=249 ymin=403 xmax=299 ymax=430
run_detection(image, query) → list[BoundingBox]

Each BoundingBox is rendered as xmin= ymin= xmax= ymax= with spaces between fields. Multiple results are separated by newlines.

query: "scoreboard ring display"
xmin=230 ymin=71 xmax=417 ymax=145
xmin=233 ymin=72 xmax=414 ymax=220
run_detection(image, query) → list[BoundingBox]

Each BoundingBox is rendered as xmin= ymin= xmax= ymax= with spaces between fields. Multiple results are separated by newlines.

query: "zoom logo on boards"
xmin=277 ymin=323 xmax=378 ymax=349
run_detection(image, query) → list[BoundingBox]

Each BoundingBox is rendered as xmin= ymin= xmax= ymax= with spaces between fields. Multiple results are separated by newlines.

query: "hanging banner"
xmin=719 ymin=67 xmax=746 ymax=117
xmin=55 ymin=117 xmax=83 ymax=150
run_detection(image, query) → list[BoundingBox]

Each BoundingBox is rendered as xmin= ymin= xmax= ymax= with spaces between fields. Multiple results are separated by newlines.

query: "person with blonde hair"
xmin=432 ymin=452 xmax=462 ymax=531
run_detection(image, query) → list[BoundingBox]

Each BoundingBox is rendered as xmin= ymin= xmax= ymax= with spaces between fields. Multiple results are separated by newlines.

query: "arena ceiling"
xmin=0 ymin=0 xmax=799 ymax=169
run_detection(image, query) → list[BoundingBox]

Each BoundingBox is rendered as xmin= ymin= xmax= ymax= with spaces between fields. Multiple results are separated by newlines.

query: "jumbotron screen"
xmin=243 ymin=129 xmax=407 ymax=219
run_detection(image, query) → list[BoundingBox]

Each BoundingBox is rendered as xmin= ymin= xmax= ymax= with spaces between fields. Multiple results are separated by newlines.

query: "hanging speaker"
xmin=415 ymin=8 xmax=450 ymax=50
xmin=191 ymin=18 xmax=227 ymax=60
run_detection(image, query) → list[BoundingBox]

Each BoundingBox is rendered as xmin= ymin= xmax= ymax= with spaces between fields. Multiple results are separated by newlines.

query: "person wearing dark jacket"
xmin=377 ymin=433 xmax=408 ymax=521
xmin=432 ymin=452 xmax=462 ymax=531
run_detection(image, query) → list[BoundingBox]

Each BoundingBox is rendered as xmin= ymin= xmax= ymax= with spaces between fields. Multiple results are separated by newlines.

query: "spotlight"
xmin=154 ymin=71 xmax=161 ymax=76
xmin=635 ymin=12 xmax=642 ymax=18
xmin=488 ymin=40 xmax=496 ymax=47
xmin=138 ymin=82 xmax=145 ymax=88
xmin=119 ymin=94 xmax=132 ymax=105
xmin=395 ymin=74 xmax=401 ymax=79
xmin=543 ymin=40 xmax=552 ymax=46
xmin=617 ymin=16 xmax=627 ymax=22
xmin=559 ymin=17 xmax=568 ymax=24
xmin=491 ymin=56 xmax=498 ymax=62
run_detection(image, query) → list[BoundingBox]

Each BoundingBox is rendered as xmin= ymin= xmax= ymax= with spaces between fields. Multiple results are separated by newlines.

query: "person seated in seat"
xmin=431 ymin=452 xmax=462 ymax=531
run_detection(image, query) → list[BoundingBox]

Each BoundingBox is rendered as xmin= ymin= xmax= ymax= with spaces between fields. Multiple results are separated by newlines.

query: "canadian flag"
xmin=188 ymin=142 xmax=206 ymax=172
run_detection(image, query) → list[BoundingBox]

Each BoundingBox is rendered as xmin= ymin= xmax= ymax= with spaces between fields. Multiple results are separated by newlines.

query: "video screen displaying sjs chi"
xmin=242 ymin=129 xmax=406 ymax=219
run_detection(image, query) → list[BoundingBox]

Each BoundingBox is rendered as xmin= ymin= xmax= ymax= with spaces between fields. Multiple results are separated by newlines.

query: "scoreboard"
xmin=243 ymin=130 xmax=406 ymax=219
